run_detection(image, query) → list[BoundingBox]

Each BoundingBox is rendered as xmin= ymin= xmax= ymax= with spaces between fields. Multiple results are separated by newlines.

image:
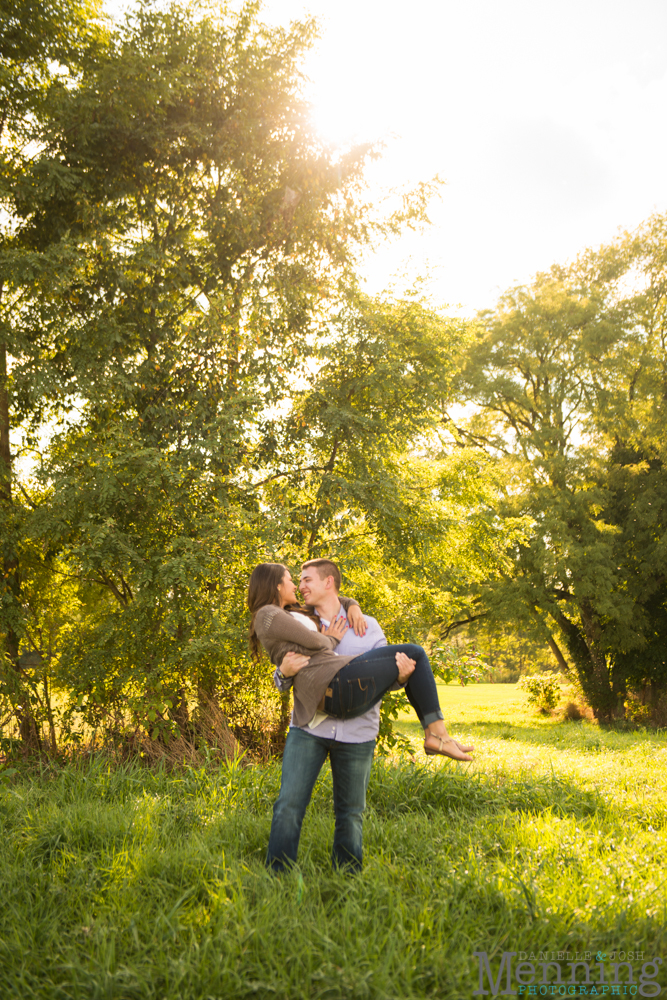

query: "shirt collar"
xmin=317 ymin=602 xmax=345 ymax=628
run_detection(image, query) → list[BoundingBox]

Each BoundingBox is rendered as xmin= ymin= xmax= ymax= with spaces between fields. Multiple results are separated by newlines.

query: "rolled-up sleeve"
xmin=273 ymin=667 xmax=293 ymax=692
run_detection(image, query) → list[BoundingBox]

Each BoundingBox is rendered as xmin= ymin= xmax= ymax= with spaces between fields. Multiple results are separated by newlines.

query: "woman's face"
xmin=276 ymin=569 xmax=297 ymax=607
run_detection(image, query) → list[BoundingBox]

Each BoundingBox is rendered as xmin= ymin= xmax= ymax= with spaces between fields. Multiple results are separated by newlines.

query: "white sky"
xmin=259 ymin=0 xmax=667 ymax=314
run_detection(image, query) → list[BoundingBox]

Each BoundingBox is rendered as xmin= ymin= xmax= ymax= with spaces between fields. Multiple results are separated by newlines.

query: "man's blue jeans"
xmin=266 ymin=726 xmax=375 ymax=873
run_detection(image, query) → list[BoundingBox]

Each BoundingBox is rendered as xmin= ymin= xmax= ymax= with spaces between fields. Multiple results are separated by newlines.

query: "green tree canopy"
xmin=449 ymin=214 xmax=667 ymax=719
xmin=2 ymin=0 xmax=475 ymax=754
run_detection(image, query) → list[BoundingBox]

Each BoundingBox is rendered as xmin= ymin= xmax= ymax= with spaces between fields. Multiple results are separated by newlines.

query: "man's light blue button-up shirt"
xmin=272 ymin=604 xmax=387 ymax=743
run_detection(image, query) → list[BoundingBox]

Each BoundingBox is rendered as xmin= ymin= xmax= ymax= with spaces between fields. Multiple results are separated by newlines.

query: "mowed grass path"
xmin=1 ymin=685 xmax=666 ymax=1000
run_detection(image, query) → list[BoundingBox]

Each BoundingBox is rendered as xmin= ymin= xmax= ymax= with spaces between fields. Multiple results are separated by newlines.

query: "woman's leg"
xmin=323 ymin=646 xmax=397 ymax=720
xmin=325 ymin=643 xmax=442 ymax=726
xmin=324 ymin=644 xmax=473 ymax=762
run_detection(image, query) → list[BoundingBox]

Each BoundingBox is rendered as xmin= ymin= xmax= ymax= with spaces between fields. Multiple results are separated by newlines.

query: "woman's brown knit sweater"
xmin=253 ymin=602 xmax=358 ymax=727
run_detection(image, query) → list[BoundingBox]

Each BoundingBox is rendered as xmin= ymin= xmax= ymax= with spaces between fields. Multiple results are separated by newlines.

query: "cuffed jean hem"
xmin=422 ymin=709 xmax=445 ymax=727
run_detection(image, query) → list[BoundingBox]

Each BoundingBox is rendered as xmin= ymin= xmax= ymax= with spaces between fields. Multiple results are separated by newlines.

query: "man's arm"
xmin=272 ymin=666 xmax=293 ymax=693
xmin=272 ymin=650 xmax=310 ymax=692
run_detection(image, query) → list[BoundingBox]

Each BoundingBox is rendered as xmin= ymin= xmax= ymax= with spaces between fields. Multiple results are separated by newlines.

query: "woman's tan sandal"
xmin=423 ymin=734 xmax=473 ymax=761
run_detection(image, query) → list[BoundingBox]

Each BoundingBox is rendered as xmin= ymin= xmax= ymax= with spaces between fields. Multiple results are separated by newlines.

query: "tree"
xmin=450 ymin=215 xmax=667 ymax=720
xmin=2 ymin=0 xmax=442 ymax=752
xmin=0 ymin=0 xmax=106 ymax=750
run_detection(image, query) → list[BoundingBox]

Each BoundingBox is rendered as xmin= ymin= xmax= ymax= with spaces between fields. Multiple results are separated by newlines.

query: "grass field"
xmin=1 ymin=684 xmax=666 ymax=1000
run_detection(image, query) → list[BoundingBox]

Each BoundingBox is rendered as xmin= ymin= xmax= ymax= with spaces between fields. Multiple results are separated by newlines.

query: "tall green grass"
xmin=1 ymin=702 xmax=666 ymax=999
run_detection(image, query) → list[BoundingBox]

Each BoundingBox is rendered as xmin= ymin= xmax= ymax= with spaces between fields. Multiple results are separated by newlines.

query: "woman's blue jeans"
xmin=324 ymin=643 xmax=444 ymax=728
xmin=266 ymin=726 xmax=375 ymax=873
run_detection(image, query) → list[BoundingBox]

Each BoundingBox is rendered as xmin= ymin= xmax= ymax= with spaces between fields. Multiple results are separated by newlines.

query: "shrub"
xmin=517 ymin=673 xmax=562 ymax=712
xmin=562 ymin=700 xmax=595 ymax=722
xmin=429 ymin=643 xmax=490 ymax=685
xmin=624 ymin=689 xmax=667 ymax=727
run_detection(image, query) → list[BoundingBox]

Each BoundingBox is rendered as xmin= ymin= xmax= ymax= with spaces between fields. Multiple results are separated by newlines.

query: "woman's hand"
xmin=346 ymin=604 xmax=367 ymax=637
xmin=321 ymin=616 xmax=349 ymax=641
xmin=280 ymin=651 xmax=310 ymax=677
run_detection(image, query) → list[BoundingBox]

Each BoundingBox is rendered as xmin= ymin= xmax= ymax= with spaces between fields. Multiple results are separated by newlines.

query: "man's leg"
xmin=329 ymin=739 xmax=376 ymax=872
xmin=266 ymin=727 xmax=329 ymax=873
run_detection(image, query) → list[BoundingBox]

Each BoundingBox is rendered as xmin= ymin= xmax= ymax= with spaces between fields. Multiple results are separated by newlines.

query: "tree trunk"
xmin=554 ymin=604 xmax=619 ymax=721
xmin=0 ymin=327 xmax=11 ymax=503
xmin=547 ymin=635 xmax=570 ymax=674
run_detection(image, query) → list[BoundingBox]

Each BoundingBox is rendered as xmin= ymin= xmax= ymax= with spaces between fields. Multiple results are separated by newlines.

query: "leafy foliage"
xmin=428 ymin=643 xmax=490 ymax=686
xmin=4 ymin=0 xmax=666 ymax=756
xmin=1 ymin=0 xmax=504 ymax=754
xmin=449 ymin=215 xmax=667 ymax=720
xmin=517 ymin=673 xmax=562 ymax=712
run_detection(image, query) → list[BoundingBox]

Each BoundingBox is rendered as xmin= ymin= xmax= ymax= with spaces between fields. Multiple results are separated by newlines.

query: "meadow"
xmin=1 ymin=685 xmax=666 ymax=1000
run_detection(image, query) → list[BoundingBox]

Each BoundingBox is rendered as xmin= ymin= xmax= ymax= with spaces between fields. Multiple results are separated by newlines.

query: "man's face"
xmin=299 ymin=566 xmax=330 ymax=606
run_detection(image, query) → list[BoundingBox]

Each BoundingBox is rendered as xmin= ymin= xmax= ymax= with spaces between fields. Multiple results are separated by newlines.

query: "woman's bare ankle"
xmin=425 ymin=722 xmax=448 ymax=740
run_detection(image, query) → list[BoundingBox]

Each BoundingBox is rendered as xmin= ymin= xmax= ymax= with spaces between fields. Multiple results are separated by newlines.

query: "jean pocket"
xmin=346 ymin=676 xmax=376 ymax=714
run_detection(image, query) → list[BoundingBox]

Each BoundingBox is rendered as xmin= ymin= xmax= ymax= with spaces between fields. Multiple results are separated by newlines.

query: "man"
xmin=266 ymin=558 xmax=409 ymax=873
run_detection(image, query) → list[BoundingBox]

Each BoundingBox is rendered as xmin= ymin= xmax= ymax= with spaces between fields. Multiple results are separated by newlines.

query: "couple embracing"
xmin=248 ymin=559 xmax=474 ymax=874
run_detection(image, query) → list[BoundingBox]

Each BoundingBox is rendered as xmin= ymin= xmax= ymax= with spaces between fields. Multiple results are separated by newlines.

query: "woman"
xmin=248 ymin=562 xmax=473 ymax=762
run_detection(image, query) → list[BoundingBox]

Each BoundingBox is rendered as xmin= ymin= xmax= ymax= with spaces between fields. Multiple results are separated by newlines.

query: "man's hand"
xmin=321 ymin=616 xmax=349 ymax=641
xmin=280 ymin=651 xmax=310 ymax=677
xmin=395 ymin=652 xmax=416 ymax=684
xmin=346 ymin=604 xmax=367 ymax=637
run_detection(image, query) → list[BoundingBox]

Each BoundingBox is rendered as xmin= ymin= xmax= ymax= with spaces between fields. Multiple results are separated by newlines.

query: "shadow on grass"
xmin=366 ymin=758 xmax=604 ymax=822
xmin=397 ymin=716 xmax=666 ymax=753
xmin=472 ymin=719 xmax=667 ymax=752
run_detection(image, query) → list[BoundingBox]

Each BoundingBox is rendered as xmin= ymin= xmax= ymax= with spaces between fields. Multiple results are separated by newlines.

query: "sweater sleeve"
xmin=262 ymin=606 xmax=339 ymax=652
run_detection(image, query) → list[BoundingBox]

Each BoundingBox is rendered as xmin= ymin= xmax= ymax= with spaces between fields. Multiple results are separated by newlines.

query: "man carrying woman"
xmin=247 ymin=560 xmax=473 ymax=873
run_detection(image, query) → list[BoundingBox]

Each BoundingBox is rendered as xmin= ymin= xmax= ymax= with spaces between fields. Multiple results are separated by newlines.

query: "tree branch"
xmin=252 ymin=464 xmax=328 ymax=487
xmin=439 ymin=613 xmax=486 ymax=638
xmin=547 ymin=634 xmax=570 ymax=673
xmin=16 ymin=481 xmax=41 ymax=509
xmin=94 ymin=573 xmax=129 ymax=606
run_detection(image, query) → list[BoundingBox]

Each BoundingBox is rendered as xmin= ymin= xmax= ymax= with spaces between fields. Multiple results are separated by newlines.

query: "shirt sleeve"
xmin=273 ymin=667 xmax=293 ymax=692
xmin=343 ymin=614 xmax=386 ymax=650
xmin=364 ymin=616 xmax=387 ymax=649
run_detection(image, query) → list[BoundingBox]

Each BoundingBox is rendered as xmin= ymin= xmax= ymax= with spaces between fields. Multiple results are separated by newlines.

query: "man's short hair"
xmin=302 ymin=559 xmax=341 ymax=592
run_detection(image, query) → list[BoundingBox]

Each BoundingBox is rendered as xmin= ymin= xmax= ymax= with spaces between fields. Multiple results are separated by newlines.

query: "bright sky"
xmin=260 ymin=0 xmax=667 ymax=314
xmin=102 ymin=0 xmax=667 ymax=315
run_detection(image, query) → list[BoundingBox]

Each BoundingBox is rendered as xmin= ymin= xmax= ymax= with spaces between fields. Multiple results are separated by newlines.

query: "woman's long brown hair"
xmin=247 ymin=562 xmax=317 ymax=662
